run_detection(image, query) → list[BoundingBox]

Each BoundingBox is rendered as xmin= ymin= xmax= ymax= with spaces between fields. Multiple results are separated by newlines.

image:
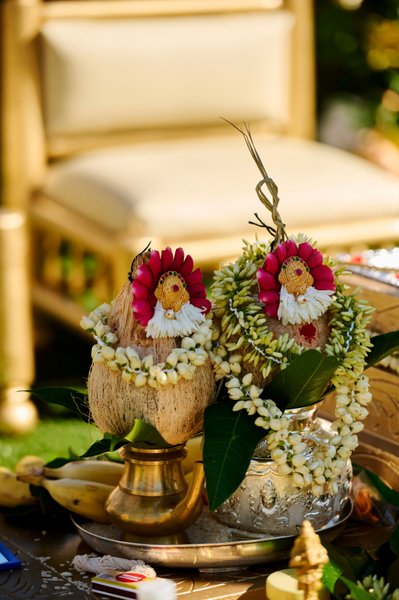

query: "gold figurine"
xmin=289 ymin=520 xmax=329 ymax=600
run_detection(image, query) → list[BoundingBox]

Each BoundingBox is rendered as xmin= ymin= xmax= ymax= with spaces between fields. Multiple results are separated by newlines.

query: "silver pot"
xmin=214 ymin=405 xmax=352 ymax=536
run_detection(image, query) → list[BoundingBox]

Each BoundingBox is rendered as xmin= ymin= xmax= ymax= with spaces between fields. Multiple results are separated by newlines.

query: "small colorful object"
xmin=257 ymin=238 xmax=335 ymax=325
xmin=91 ymin=570 xmax=176 ymax=600
xmin=131 ymin=246 xmax=211 ymax=338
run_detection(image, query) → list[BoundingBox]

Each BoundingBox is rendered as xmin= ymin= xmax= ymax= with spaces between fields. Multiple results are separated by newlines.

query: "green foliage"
xmin=365 ymin=332 xmax=399 ymax=370
xmin=342 ymin=577 xmax=379 ymax=600
xmin=203 ymin=330 xmax=399 ymax=510
xmin=203 ymin=400 xmax=265 ymax=511
xmin=204 ymin=350 xmax=339 ymax=510
xmin=124 ymin=420 xmax=171 ymax=448
xmin=265 ymin=350 xmax=339 ymax=410
xmin=29 ymin=386 xmax=89 ymax=422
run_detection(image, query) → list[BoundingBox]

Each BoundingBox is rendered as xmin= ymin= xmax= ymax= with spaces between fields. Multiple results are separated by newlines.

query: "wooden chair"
xmin=1 ymin=0 xmax=399 ymax=431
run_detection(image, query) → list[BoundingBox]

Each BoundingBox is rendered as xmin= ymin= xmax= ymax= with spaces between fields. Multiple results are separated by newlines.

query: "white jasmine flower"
xmin=293 ymin=473 xmax=305 ymax=488
xmin=142 ymin=355 xmax=154 ymax=370
xmin=101 ymin=346 xmax=115 ymax=361
xmin=242 ymin=373 xmax=253 ymax=386
xmin=220 ymin=361 xmax=230 ymax=374
xmin=129 ymin=356 xmax=142 ymax=370
xmin=167 ymin=370 xmax=179 ymax=385
xmin=104 ymin=332 xmax=118 ymax=345
xmin=249 ymin=385 xmax=260 ymax=400
xmin=181 ymin=337 xmax=196 ymax=350
xmin=94 ymin=321 xmax=106 ymax=338
xmin=121 ymin=370 xmax=133 ymax=383
xmin=277 ymin=463 xmax=292 ymax=476
xmin=292 ymin=454 xmax=306 ymax=468
xmin=115 ymin=348 xmax=128 ymax=365
xmin=80 ymin=316 xmax=95 ymax=330
xmin=134 ymin=373 xmax=147 ymax=387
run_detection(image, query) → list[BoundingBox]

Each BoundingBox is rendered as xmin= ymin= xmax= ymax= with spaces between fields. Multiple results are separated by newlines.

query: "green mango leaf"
xmin=365 ymin=331 xmax=399 ymax=369
xmin=340 ymin=577 xmax=375 ymax=600
xmin=356 ymin=466 xmax=399 ymax=508
xmin=324 ymin=544 xmax=371 ymax=582
xmin=28 ymin=386 xmax=89 ymax=421
xmin=78 ymin=433 xmax=126 ymax=459
xmin=203 ymin=401 xmax=265 ymax=511
xmin=44 ymin=433 xmax=126 ymax=468
xmin=323 ymin=561 xmax=344 ymax=594
xmin=125 ymin=420 xmax=171 ymax=448
xmin=264 ymin=350 xmax=339 ymax=411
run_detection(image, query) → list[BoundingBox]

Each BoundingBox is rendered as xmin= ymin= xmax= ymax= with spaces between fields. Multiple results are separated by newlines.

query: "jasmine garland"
xmin=209 ymin=237 xmax=374 ymax=495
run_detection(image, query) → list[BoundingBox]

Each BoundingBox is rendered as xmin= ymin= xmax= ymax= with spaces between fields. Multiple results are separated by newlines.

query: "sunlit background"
xmin=317 ymin=0 xmax=399 ymax=171
xmin=0 ymin=0 xmax=398 ymax=464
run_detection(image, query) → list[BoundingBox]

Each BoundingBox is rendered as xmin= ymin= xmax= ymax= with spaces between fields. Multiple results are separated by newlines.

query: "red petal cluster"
xmin=257 ymin=240 xmax=335 ymax=319
xmin=131 ymin=247 xmax=211 ymax=326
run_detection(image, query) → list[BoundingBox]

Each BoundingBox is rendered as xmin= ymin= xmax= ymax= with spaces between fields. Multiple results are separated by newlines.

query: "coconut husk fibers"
xmin=88 ymin=282 xmax=216 ymax=445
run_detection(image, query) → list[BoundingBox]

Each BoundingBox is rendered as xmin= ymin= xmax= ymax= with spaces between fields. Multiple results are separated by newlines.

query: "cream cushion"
xmin=43 ymin=135 xmax=399 ymax=257
xmin=41 ymin=12 xmax=293 ymax=136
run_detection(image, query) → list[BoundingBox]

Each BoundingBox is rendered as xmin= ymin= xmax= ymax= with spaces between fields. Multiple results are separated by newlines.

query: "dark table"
xmin=0 ymin=509 xmax=391 ymax=600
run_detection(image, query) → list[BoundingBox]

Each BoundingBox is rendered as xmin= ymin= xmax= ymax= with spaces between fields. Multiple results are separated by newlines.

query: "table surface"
xmin=0 ymin=510 xmax=390 ymax=600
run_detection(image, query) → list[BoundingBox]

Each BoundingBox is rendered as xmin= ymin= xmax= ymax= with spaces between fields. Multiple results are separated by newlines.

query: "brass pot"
xmin=106 ymin=444 xmax=204 ymax=543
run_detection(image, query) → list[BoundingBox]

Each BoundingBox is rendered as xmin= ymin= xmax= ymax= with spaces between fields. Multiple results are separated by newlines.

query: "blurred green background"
xmin=1 ymin=0 xmax=398 ymax=468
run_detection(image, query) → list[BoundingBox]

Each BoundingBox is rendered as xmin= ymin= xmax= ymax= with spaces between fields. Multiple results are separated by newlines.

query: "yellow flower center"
xmin=278 ymin=257 xmax=314 ymax=296
xmin=155 ymin=272 xmax=190 ymax=313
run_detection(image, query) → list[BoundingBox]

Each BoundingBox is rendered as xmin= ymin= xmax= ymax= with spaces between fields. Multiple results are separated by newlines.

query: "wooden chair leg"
xmin=0 ymin=208 xmax=37 ymax=434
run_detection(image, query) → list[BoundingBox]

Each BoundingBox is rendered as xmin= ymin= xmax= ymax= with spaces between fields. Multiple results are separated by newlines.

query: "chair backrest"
xmin=0 ymin=0 xmax=314 ymax=206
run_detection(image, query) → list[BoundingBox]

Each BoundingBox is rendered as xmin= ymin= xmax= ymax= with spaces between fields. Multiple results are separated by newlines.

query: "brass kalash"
xmin=105 ymin=444 xmax=205 ymax=544
xmin=85 ymin=245 xmax=215 ymax=544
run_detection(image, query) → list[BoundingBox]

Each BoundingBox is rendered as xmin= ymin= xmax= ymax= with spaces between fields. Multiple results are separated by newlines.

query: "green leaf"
xmin=356 ymin=466 xmax=399 ymax=508
xmin=366 ymin=331 xmax=399 ymax=369
xmin=340 ymin=577 xmax=375 ymax=600
xmin=124 ymin=420 xmax=171 ymax=448
xmin=324 ymin=544 xmax=371 ymax=581
xmin=264 ymin=350 xmax=339 ymax=411
xmin=203 ymin=401 xmax=265 ymax=511
xmin=28 ymin=386 xmax=89 ymax=421
xmin=78 ymin=434 xmax=125 ymax=459
xmin=323 ymin=561 xmax=344 ymax=594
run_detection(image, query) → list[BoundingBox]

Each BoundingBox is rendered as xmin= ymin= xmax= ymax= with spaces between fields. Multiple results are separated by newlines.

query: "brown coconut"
xmin=216 ymin=281 xmax=332 ymax=388
xmin=88 ymin=282 xmax=216 ymax=445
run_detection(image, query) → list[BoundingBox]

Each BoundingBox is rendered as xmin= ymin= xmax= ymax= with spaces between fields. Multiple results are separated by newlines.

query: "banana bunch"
xmin=43 ymin=460 xmax=123 ymax=486
xmin=15 ymin=459 xmax=124 ymax=523
xmin=0 ymin=438 xmax=203 ymax=521
xmin=29 ymin=476 xmax=114 ymax=523
xmin=0 ymin=467 xmax=38 ymax=508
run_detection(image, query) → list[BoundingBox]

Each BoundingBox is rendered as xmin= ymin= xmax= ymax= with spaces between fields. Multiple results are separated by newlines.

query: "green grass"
xmin=0 ymin=418 xmax=102 ymax=470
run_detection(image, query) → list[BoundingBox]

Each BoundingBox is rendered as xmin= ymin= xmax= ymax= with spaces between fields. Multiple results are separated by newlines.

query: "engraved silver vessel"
xmin=214 ymin=404 xmax=352 ymax=536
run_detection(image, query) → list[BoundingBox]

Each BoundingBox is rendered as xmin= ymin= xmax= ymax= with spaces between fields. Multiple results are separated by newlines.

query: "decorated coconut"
xmin=203 ymin=126 xmax=378 ymax=535
xmin=81 ymin=246 xmax=215 ymax=446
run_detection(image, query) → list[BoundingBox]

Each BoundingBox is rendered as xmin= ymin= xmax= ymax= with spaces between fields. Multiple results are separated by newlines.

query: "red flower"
xmin=132 ymin=247 xmax=211 ymax=326
xmin=257 ymin=240 xmax=335 ymax=319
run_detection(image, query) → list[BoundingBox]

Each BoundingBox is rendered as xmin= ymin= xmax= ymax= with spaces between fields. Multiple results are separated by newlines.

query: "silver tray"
xmin=72 ymin=499 xmax=352 ymax=570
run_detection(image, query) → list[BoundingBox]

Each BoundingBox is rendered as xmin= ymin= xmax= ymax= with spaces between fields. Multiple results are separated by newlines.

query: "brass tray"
xmin=72 ymin=499 xmax=352 ymax=570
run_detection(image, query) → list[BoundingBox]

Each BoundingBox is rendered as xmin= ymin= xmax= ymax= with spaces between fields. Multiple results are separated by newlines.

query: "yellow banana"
xmin=15 ymin=455 xmax=45 ymax=476
xmin=0 ymin=467 xmax=37 ymax=507
xmin=17 ymin=474 xmax=114 ymax=523
xmin=183 ymin=435 xmax=203 ymax=474
xmin=43 ymin=460 xmax=123 ymax=486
